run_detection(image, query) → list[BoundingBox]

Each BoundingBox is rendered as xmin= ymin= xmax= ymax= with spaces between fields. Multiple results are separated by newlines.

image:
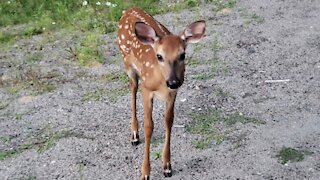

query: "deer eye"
xmin=179 ymin=53 xmax=186 ymax=61
xmin=157 ymin=54 xmax=163 ymax=62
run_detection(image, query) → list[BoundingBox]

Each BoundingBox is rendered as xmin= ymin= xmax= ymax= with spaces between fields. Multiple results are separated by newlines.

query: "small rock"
xmin=180 ymin=98 xmax=187 ymax=102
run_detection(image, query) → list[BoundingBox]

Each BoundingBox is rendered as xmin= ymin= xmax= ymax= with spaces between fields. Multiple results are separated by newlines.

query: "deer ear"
xmin=181 ymin=20 xmax=206 ymax=44
xmin=135 ymin=22 xmax=158 ymax=45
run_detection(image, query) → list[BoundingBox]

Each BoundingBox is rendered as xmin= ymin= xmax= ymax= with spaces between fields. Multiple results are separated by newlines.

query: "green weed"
xmin=26 ymin=52 xmax=44 ymax=64
xmin=0 ymin=128 xmax=92 ymax=161
xmin=187 ymin=110 xmax=225 ymax=149
xmin=151 ymin=136 xmax=165 ymax=147
xmin=251 ymin=13 xmax=265 ymax=24
xmin=192 ymin=140 xmax=209 ymax=150
xmin=187 ymin=59 xmax=202 ymax=67
xmin=206 ymin=0 xmax=237 ymax=12
xmin=223 ymin=113 xmax=265 ymax=125
xmin=186 ymin=0 xmax=199 ymax=8
xmin=81 ymin=89 xmax=106 ymax=102
xmin=107 ymin=55 xmax=122 ymax=65
xmin=0 ymin=101 xmax=9 ymax=110
xmin=276 ymin=147 xmax=311 ymax=164
xmin=239 ymin=8 xmax=264 ymax=25
xmin=41 ymin=130 xmax=92 ymax=153
xmin=106 ymin=88 xmax=130 ymax=103
xmin=15 ymin=112 xmax=27 ymax=120
xmin=151 ymin=151 xmax=162 ymax=160
xmin=188 ymin=109 xmax=264 ymax=149
xmin=76 ymin=32 xmax=104 ymax=66
xmin=81 ymin=87 xmax=129 ymax=103
xmin=4 ymin=68 xmax=58 ymax=97
xmin=0 ymin=135 xmax=13 ymax=143
xmin=0 ymin=32 xmax=17 ymax=44
xmin=26 ymin=176 xmax=37 ymax=180
xmin=0 ymin=150 xmax=19 ymax=160
xmin=78 ymin=161 xmax=85 ymax=180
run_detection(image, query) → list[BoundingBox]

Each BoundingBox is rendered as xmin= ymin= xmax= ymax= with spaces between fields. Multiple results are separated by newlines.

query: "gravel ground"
xmin=1 ymin=0 xmax=320 ymax=179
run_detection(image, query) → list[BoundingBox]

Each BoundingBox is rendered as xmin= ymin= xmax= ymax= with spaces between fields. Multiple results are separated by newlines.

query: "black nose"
xmin=166 ymin=79 xmax=181 ymax=89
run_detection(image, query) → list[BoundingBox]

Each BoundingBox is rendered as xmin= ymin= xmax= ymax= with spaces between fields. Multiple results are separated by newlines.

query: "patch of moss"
xmin=276 ymin=147 xmax=311 ymax=164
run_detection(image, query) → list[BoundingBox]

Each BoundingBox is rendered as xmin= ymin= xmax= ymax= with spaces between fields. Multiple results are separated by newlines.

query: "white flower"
xmin=52 ymin=22 xmax=56 ymax=25
xmin=82 ymin=1 xmax=88 ymax=6
xmin=96 ymin=1 xmax=101 ymax=6
xmin=105 ymin=1 xmax=111 ymax=6
xmin=111 ymin=3 xmax=117 ymax=7
xmin=7 ymin=1 xmax=11 ymax=4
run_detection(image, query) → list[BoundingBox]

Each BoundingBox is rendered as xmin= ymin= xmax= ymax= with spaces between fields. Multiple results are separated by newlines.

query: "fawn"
xmin=118 ymin=7 xmax=205 ymax=179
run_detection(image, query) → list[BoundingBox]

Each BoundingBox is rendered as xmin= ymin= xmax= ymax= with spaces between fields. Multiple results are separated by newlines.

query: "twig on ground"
xmin=265 ymin=79 xmax=290 ymax=83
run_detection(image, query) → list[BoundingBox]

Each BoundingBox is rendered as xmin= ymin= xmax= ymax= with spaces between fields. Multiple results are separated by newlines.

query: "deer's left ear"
xmin=180 ymin=20 xmax=206 ymax=44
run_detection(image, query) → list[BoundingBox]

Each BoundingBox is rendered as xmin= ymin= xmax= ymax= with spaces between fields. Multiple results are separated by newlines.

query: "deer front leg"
xmin=141 ymin=88 xmax=153 ymax=180
xmin=162 ymin=92 xmax=176 ymax=177
xmin=129 ymin=76 xmax=139 ymax=146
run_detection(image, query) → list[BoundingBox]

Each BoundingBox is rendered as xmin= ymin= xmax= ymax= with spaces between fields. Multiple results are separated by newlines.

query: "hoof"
xmin=163 ymin=162 xmax=172 ymax=177
xmin=141 ymin=175 xmax=149 ymax=180
xmin=131 ymin=131 xmax=139 ymax=146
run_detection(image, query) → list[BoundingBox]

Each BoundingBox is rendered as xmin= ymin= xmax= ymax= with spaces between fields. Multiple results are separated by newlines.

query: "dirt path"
xmin=1 ymin=0 xmax=320 ymax=179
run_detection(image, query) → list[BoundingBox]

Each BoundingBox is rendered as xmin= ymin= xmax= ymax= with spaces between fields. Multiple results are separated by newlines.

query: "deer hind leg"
xmin=162 ymin=93 xmax=176 ymax=177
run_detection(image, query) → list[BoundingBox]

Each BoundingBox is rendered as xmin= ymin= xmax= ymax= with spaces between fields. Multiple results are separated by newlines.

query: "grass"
xmin=15 ymin=111 xmax=29 ymax=120
xmin=239 ymin=8 xmax=265 ymax=25
xmin=187 ymin=110 xmax=225 ymax=149
xmin=206 ymin=0 xmax=237 ymax=13
xmin=76 ymin=32 xmax=104 ymax=66
xmin=101 ymin=72 xmax=129 ymax=84
xmin=223 ymin=112 xmax=265 ymax=125
xmin=26 ymin=52 xmax=44 ymax=64
xmin=34 ymin=129 xmax=93 ymax=154
xmin=0 ymin=0 xmax=196 ymax=46
xmin=0 ymin=129 xmax=92 ymax=160
xmin=0 ymin=101 xmax=9 ymax=110
xmin=0 ymin=150 xmax=19 ymax=160
xmin=187 ymin=109 xmax=264 ymax=149
xmin=4 ymin=68 xmax=57 ymax=97
xmin=193 ymin=32 xmax=220 ymax=80
xmin=276 ymin=147 xmax=312 ymax=164
xmin=82 ymin=71 xmax=130 ymax=103
xmin=107 ymin=88 xmax=130 ymax=103
xmin=78 ymin=161 xmax=85 ymax=180
xmin=151 ymin=151 xmax=162 ymax=160
xmin=81 ymin=89 xmax=106 ymax=102
xmin=0 ymin=135 xmax=13 ymax=143
xmin=81 ymin=87 xmax=129 ymax=103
